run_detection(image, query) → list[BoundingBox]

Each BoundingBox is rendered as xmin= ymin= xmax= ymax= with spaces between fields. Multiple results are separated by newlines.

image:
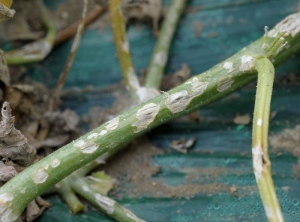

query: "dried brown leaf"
xmin=0 ymin=161 xmax=18 ymax=183
xmin=0 ymin=102 xmax=36 ymax=166
xmin=26 ymin=196 xmax=51 ymax=222
xmin=0 ymin=50 xmax=10 ymax=85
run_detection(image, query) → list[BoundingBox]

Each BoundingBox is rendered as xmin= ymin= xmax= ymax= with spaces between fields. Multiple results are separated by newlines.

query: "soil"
xmin=101 ymin=136 xmax=230 ymax=199
xmin=270 ymin=125 xmax=300 ymax=179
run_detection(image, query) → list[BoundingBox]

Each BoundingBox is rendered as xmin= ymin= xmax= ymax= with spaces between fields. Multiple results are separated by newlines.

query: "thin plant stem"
xmin=53 ymin=159 xmax=104 ymax=214
xmin=54 ymin=158 xmax=143 ymax=220
xmin=1 ymin=12 xmax=300 ymax=221
xmin=49 ymin=0 xmax=88 ymax=111
xmin=54 ymin=4 xmax=105 ymax=45
xmin=253 ymin=57 xmax=283 ymax=222
xmin=4 ymin=0 xmax=56 ymax=64
xmin=109 ymin=0 xmax=140 ymax=95
xmin=55 ymin=178 xmax=85 ymax=214
xmin=71 ymin=174 xmax=145 ymax=221
xmin=145 ymin=0 xmax=187 ymax=89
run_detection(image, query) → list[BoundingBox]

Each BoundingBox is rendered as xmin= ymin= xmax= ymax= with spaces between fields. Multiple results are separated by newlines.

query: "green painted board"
xmin=3 ymin=0 xmax=300 ymax=221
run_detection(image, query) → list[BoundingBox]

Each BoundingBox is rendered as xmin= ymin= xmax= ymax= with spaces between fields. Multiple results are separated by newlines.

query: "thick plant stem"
xmin=1 ymin=12 xmax=300 ymax=221
xmin=109 ymin=0 xmax=140 ymax=95
xmin=253 ymin=58 xmax=283 ymax=222
xmin=145 ymin=0 xmax=187 ymax=89
xmin=50 ymin=0 xmax=88 ymax=111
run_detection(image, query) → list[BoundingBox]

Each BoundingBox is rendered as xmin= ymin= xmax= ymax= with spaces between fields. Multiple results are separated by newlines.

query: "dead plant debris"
xmin=121 ymin=0 xmax=162 ymax=35
xmin=233 ymin=114 xmax=251 ymax=125
xmin=26 ymin=196 xmax=51 ymax=222
xmin=0 ymin=102 xmax=36 ymax=168
xmin=160 ymin=63 xmax=191 ymax=91
xmin=170 ymin=137 xmax=197 ymax=154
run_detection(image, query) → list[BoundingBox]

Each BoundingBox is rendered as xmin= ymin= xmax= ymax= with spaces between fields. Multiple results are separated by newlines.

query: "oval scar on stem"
xmin=33 ymin=168 xmax=48 ymax=184
xmin=94 ymin=193 xmax=115 ymax=215
xmin=105 ymin=117 xmax=119 ymax=131
xmin=132 ymin=103 xmax=160 ymax=132
xmin=87 ymin=129 xmax=108 ymax=140
xmin=74 ymin=140 xmax=85 ymax=147
xmin=223 ymin=61 xmax=234 ymax=72
xmin=252 ymin=145 xmax=264 ymax=182
xmin=166 ymin=90 xmax=190 ymax=113
xmin=127 ymin=67 xmax=140 ymax=89
xmin=154 ymin=52 xmax=167 ymax=66
xmin=257 ymin=118 xmax=262 ymax=126
xmin=82 ymin=186 xmax=90 ymax=192
xmin=81 ymin=143 xmax=98 ymax=154
xmin=87 ymin=133 xmax=98 ymax=139
xmin=0 ymin=193 xmax=19 ymax=222
xmin=166 ymin=78 xmax=209 ymax=113
xmin=239 ymin=55 xmax=255 ymax=72
xmin=122 ymin=40 xmax=129 ymax=53
xmin=51 ymin=159 xmax=60 ymax=168
xmin=264 ymin=204 xmax=275 ymax=220
xmin=74 ymin=139 xmax=98 ymax=154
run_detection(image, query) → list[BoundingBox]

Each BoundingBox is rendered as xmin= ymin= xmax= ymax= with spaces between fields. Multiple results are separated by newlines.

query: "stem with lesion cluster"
xmin=253 ymin=57 xmax=283 ymax=222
